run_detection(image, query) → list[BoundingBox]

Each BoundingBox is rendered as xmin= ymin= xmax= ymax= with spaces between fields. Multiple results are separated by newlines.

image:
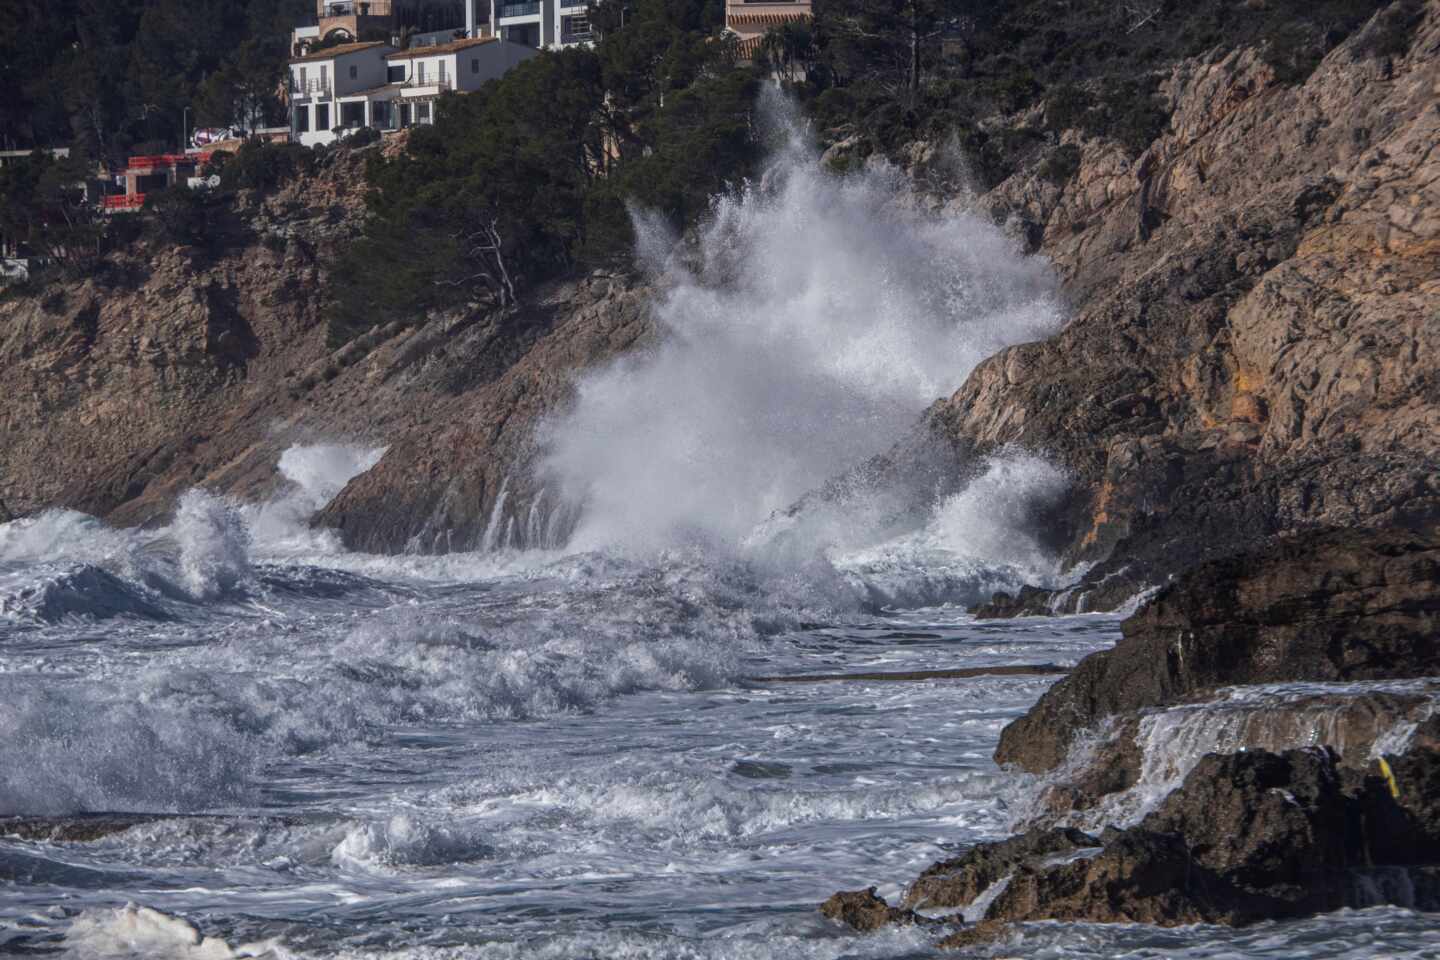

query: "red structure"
xmin=103 ymin=153 xmax=216 ymax=214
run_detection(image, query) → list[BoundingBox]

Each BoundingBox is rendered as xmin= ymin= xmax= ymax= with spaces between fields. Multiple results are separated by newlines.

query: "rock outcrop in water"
xmin=823 ymin=525 xmax=1440 ymax=944
xmin=997 ymin=527 xmax=1440 ymax=773
xmin=904 ymin=742 xmax=1440 ymax=937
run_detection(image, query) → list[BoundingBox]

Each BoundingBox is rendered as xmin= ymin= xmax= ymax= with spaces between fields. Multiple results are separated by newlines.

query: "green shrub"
xmin=1038 ymin=144 xmax=1082 ymax=185
xmin=143 ymin=187 xmax=210 ymax=246
xmin=344 ymin=126 xmax=382 ymax=149
xmin=1044 ymin=85 xmax=1094 ymax=132
xmin=219 ymin=138 xmax=313 ymax=192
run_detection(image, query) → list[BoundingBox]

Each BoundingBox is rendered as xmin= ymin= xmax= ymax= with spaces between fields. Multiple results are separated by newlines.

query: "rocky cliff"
xmin=0 ymin=145 xmax=652 ymax=540
xmin=929 ymin=0 xmax=1440 ymax=608
xmin=824 ymin=525 xmax=1440 ymax=945
xmin=2 ymin=3 xmax=1436 ymax=582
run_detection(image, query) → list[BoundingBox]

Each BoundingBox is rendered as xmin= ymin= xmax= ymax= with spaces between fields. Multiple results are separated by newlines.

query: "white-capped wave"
xmin=830 ymin=451 xmax=1073 ymax=608
xmin=0 ymin=679 xmax=259 ymax=816
xmin=542 ymin=91 xmax=1063 ymax=562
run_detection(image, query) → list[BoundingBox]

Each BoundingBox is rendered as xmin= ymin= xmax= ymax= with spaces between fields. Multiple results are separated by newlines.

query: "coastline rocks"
xmin=823 ymin=524 xmax=1440 ymax=946
xmin=967 ymin=585 xmax=1056 ymax=619
xmin=979 ymin=744 xmax=1440 ymax=926
xmin=996 ymin=528 xmax=1440 ymax=774
xmin=819 ymin=888 xmax=932 ymax=932
xmin=902 ymin=827 xmax=1098 ymax=912
xmin=826 ymin=741 xmax=1440 ymax=944
xmin=928 ymin=3 xmax=1440 ymax=607
xmin=1029 ymin=687 xmax=1436 ymax=828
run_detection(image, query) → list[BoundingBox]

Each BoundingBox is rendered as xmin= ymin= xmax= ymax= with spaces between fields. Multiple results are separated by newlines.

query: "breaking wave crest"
xmin=0 ymin=444 xmax=386 ymax=623
xmin=542 ymin=91 xmax=1066 ymax=591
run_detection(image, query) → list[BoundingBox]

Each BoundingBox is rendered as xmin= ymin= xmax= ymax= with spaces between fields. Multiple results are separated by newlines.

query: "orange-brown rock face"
xmin=0 ymin=145 xmax=653 ymax=542
xmin=930 ymin=4 xmax=1440 ymax=606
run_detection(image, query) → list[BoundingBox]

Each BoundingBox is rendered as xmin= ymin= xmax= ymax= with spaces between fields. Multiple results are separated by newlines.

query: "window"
xmin=300 ymin=66 xmax=308 ymax=89
xmin=349 ymin=64 xmax=358 ymax=79
xmin=439 ymin=59 xmax=447 ymax=83
xmin=387 ymin=64 xmax=405 ymax=83
xmin=417 ymin=61 xmax=426 ymax=83
xmin=416 ymin=102 xmax=431 ymax=123
xmin=293 ymin=105 xmax=311 ymax=133
xmin=561 ymin=13 xmax=591 ymax=42
xmin=371 ymin=100 xmax=390 ymax=128
xmin=315 ymin=103 xmax=330 ymax=129
xmin=471 ymin=57 xmax=479 ymax=74
xmin=320 ymin=64 xmax=328 ymax=89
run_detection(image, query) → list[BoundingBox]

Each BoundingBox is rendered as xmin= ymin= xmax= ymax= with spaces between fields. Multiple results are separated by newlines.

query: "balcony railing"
xmin=560 ymin=28 xmax=594 ymax=43
xmin=498 ymin=1 xmax=541 ymax=17
xmin=402 ymin=74 xmax=454 ymax=90
xmin=290 ymin=78 xmax=332 ymax=97
xmin=126 ymin=155 xmax=195 ymax=170
xmin=103 ymin=194 xmax=147 ymax=212
xmin=318 ymin=1 xmax=394 ymax=17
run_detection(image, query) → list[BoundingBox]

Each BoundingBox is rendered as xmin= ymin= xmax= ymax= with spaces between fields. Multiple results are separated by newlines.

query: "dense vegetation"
xmin=808 ymin=0 xmax=1404 ymax=181
xmin=2 ymin=0 xmax=1414 ymax=333
xmin=332 ymin=0 xmax=1401 ymax=340
xmin=0 ymin=0 xmax=313 ymax=159
xmin=328 ymin=0 xmax=762 ymax=341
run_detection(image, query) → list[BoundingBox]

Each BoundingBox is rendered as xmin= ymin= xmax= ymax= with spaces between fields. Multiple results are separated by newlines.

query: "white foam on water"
xmin=173 ymin=490 xmax=253 ymax=600
xmin=829 ymin=450 xmax=1073 ymax=608
xmin=0 ymin=677 xmax=260 ymax=816
xmin=63 ymin=904 xmax=278 ymax=959
xmin=543 ymin=92 xmax=1064 ymax=567
xmin=245 ymin=444 xmax=387 ymax=556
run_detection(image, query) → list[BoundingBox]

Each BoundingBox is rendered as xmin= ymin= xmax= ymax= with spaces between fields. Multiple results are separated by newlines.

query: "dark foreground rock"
xmin=824 ymin=524 xmax=1440 ymax=948
xmin=967 ymin=586 xmax=1057 ymax=619
xmin=825 ymin=740 xmax=1440 ymax=945
xmin=996 ymin=527 xmax=1440 ymax=774
xmin=819 ymin=888 xmax=935 ymax=931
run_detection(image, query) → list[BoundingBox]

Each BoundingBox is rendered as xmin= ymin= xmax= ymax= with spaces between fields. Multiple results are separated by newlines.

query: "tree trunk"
xmin=908 ymin=6 xmax=921 ymax=101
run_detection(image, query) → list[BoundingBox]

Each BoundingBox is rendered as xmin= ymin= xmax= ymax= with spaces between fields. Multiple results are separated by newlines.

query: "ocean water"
xmin=4 ymin=462 xmax=1439 ymax=959
xmin=5 ymin=96 xmax=1439 ymax=958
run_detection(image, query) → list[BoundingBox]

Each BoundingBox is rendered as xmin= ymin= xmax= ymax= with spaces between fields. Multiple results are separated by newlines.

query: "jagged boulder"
xmin=996 ymin=528 xmax=1440 ymax=773
xmin=819 ymin=887 xmax=930 ymax=931
xmin=834 ymin=741 xmax=1440 ymax=946
xmin=903 ymin=827 xmax=1098 ymax=911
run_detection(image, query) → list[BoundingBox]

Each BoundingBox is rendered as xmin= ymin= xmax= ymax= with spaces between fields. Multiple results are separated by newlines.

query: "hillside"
xmin=1 ymin=0 xmax=1434 ymax=609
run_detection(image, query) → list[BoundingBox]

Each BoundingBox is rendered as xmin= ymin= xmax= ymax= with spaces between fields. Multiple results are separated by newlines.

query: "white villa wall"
xmin=290 ymin=39 xmax=536 ymax=147
xmin=289 ymin=44 xmax=392 ymax=146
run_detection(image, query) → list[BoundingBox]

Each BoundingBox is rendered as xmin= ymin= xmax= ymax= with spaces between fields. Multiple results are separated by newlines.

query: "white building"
xmin=294 ymin=1 xmax=490 ymax=52
xmin=289 ymin=41 xmax=393 ymax=147
xmin=491 ymin=0 xmax=592 ymax=50
xmin=288 ymin=37 xmax=539 ymax=146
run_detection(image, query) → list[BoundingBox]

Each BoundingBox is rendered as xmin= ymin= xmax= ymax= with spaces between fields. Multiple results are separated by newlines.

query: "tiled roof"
xmin=290 ymin=41 xmax=388 ymax=63
xmin=385 ymin=37 xmax=497 ymax=58
xmin=734 ymin=34 xmax=766 ymax=59
xmin=726 ymin=11 xmax=812 ymax=27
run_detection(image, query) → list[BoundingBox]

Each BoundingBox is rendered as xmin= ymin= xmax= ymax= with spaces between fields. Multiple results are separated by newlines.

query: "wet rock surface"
xmin=997 ymin=527 xmax=1440 ymax=774
xmin=819 ymin=887 xmax=934 ymax=931
xmin=903 ymin=827 xmax=1098 ymax=911
xmin=824 ymin=524 xmax=1440 ymax=946
xmin=827 ymin=741 xmax=1440 ymax=943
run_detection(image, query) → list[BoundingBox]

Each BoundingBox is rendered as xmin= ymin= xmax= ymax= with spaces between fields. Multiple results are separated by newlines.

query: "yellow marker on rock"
xmin=1378 ymin=757 xmax=1401 ymax=799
